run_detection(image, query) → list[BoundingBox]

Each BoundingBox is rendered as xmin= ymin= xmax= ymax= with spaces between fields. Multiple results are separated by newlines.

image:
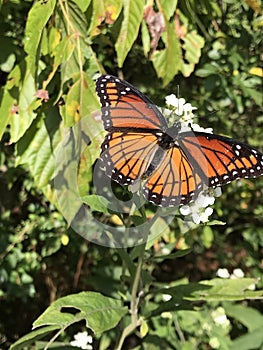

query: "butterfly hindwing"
xmin=101 ymin=131 xmax=160 ymax=185
xmin=143 ymin=146 xmax=204 ymax=206
xmin=179 ymin=132 xmax=263 ymax=187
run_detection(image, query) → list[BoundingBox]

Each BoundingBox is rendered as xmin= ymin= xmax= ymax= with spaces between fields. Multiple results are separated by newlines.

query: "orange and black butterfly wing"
xmin=143 ymin=146 xmax=205 ymax=207
xmin=101 ymin=131 xmax=160 ymax=185
xmin=179 ymin=132 xmax=263 ymax=188
xmin=96 ymin=75 xmax=167 ymax=130
xmin=96 ymin=75 xmax=168 ymax=184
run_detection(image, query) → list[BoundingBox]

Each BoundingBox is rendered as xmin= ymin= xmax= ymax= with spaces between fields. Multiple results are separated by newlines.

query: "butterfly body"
xmin=96 ymin=75 xmax=263 ymax=207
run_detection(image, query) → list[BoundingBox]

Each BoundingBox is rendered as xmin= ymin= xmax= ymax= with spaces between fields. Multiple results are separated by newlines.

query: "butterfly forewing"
xmin=96 ymin=75 xmax=167 ymax=130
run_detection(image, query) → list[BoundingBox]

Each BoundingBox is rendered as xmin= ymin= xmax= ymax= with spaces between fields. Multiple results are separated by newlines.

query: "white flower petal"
xmin=216 ymin=268 xmax=230 ymax=278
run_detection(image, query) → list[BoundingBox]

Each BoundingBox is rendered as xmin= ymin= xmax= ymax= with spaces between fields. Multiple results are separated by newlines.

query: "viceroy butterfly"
xmin=96 ymin=74 xmax=263 ymax=207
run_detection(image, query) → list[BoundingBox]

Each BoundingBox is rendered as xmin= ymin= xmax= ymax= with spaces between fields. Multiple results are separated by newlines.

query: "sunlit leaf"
xmin=151 ymin=21 xmax=182 ymax=86
xmin=33 ymin=291 xmax=128 ymax=334
xmin=115 ymin=0 xmax=144 ymax=67
xmin=24 ymin=0 xmax=56 ymax=74
xmin=72 ymin=0 xmax=92 ymax=12
xmin=16 ymin=107 xmax=61 ymax=189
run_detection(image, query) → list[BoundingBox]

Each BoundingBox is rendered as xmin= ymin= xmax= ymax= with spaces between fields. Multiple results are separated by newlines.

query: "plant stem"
xmin=116 ymin=241 xmax=146 ymax=350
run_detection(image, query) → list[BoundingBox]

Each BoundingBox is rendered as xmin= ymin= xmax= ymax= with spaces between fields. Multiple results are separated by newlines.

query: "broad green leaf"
xmin=82 ymin=195 xmax=110 ymax=213
xmin=88 ymin=0 xmax=105 ymax=37
xmin=104 ymin=0 xmax=123 ymax=22
xmin=225 ymin=304 xmax=263 ymax=332
xmin=181 ymin=30 xmax=205 ymax=77
xmin=72 ymin=0 xmax=92 ymax=12
xmin=187 ymin=278 xmax=263 ymax=301
xmin=81 ymin=40 xmax=102 ymax=76
xmin=63 ymin=0 xmax=88 ymax=37
xmin=157 ymin=0 xmax=178 ymax=20
xmin=53 ymin=37 xmax=76 ymax=68
xmin=230 ymin=328 xmax=263 ymax=350
xmin=10 ymin=325 xmax=60 ymax=350
xmin=16 ymin=107 xmax=61 ymax=189
xmin=195 ymin=63 xmax=220 ymax=77
xmin=33 ymin=291 xmax=128 ymax=335
xmin=24 ymin=0 xmax=56 ymax=74
xmin=152 ymin=21 xmax=182 ymax=86
xmin=157 ymin=279 xmax=261 ymax=304
xmin=62 ymin=73 xmax=101 ymax=134
xmin=9 ymin=59 xmax=41 ymax=143
xmin=115 ymin=0 xmax=144 ymax=67
xmin=0 ymin=85 xmax=14 ymax=140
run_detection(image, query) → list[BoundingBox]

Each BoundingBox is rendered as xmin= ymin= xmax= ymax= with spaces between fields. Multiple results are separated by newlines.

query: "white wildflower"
xmin=209 ymin=337 xmax=220 ymax=349
xmin=180 ymin=190 xmax=216 ymax=224
xmin=165 ymin=94 xmax=197 ymax=118
xmin=216 ymin=268 xmax=230 ymax=278
xmin=230 ymin=268 xmax=244 ymax=279
xmin=162 ymin=293 xmax=172 ymax=301
xmin=211 ymin=307 xmax=230 ymax=329
xmin=165 ymin=93 xmax=222 ymax=225
xmin=70 ymin=331 xmax=93 ymax=350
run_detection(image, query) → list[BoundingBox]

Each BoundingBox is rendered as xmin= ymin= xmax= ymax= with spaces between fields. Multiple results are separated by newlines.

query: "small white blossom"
xmin=209 ymin=337 xmax=220 ymax=349
xmin=216 ymin=268 xmax=230 ymax=278
xmin=70 ymin=331 xmax=93 ymax=350
xmin=165 ymin=94 xmax=197 ymax=118
xmin=180 ymin=190 xmax=217 ymax=224
xmin=211 ymin=307 xmax=230 ymax=329
xmin=162 ymin=293 xmax=172 ymax=301
xmin=230 ymin=268 xmax=244 ymax=279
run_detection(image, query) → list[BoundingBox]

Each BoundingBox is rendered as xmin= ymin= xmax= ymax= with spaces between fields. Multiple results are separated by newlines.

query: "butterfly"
xmin=96 ymin=74 xmax=263 ymax=207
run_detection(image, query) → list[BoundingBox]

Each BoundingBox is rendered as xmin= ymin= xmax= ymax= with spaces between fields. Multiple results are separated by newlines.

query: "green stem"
xmin=116 ymin=242 xmax=146 ymax=350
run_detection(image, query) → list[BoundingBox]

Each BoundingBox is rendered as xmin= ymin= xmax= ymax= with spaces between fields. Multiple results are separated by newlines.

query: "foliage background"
xmin=0 ymin=0 xmax=263 ymax=349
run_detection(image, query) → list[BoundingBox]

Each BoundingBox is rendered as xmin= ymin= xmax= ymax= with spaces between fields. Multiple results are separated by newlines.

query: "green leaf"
xmin=72 ymin=0 xmax=92 ymax=12
xmin=153 ymin=249 xmax=192 ymax=261
xmin=82 ymin=195 xmax=110 ymax=213
xmin=33 ymin=291 xmax=128 ymax=334
xmin=115 ymin=0 xmax=144 ymax=67
xmin=230 ymin=328 xmax=263 ymax=350
xmin=88 ymin=0 xmax=105 ymax=37
xmin=10 ymin=325 xmax=60 ymax=350
xmin=24 ymin=0 xmax=56 ymax=74
xmin=157 ymin=0 xmax=178 ymax=20
xmin=151 ymin=21 xmax=182 ymax=86
xmin=16 ymin=107 xmax=61 ymax=189
xmin=181 ymin=30 xmax=205 ymax=77
xmin=0 ymin=85 xmax=14 ymax=140
xmin=225 ymin=304 xmax=263 ymax=332
xmin=195 ymin=63 xmax=220 ymax=77
xmin=62 ymin=73 xmax=101 ymax=133
xmin=141 ymin=20 xmax=151 ymax=56
xmin=9 ymin=59 xmax=41 ymax=143
xmin=186 ymin=278 xmax=263 ymax=301
xmin=53 ymin=37 xmax=76 ymax=68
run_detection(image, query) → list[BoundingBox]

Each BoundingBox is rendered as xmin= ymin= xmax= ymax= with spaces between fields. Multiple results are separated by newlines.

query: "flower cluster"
xmin=165 ymin=94 xmax=221 ymax=224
